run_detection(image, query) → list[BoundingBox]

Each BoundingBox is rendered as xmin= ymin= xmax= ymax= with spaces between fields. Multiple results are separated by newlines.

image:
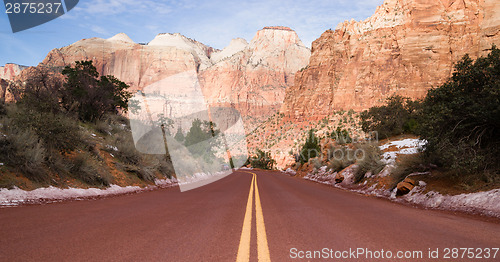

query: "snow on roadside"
xmin=400 ymin=186 xmax=500 ymax=218
xmin=0 ymin=178 xmax=180 ymax=207
xmin=301 ymin=166 xmax=500 ymax=218
xmin=379 ymin=138 xmax=426 ymax=164
xmin=1 ymin=169 xmax=249 ymax=207
xmin=0 ymin=185 xmax=144 ymax=207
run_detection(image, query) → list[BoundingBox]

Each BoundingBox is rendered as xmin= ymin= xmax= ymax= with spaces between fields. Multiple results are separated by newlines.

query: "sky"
xmin=0 ymin=0 xmax=384 ymax=66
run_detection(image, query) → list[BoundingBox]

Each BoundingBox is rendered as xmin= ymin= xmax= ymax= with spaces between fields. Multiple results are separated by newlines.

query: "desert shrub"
xmin=390 ymin=154 xmax=428 ymax=189
xmin=353 ymin=143 xmax=385 ymax=183
xmin=329 ymin=127 xmax=352 ymax=144
xmin=111 ymin=130 xmax=143 ymax=165
xmin=327 ymin=145 xmax=356 ymax=172
xmin=0 ymin=121 xmax=47 ymax=182
xmin=310 ymin=158 xmax=323 ymax=169
xmin=10 ymin=106 xmax=83 ymax=153
xmin=360 ymin=95 xmax=421 ymax=138
xmin=299 ymin=129 xmax=321 ymax=163
xmin=418 ymin=47 xmax=500 ymax=176
xmin=249 ymin=149 xmax=276 ymax=170
xmin=71 ymin=153 xmax=110 ymax=186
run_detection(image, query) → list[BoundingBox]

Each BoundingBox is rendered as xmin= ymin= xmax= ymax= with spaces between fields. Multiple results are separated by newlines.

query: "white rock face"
xmin=148 ymin=33 xmax=213 ymax=70
xmin=248 ymin=27 xmax=310 ymax=73
xmin=0 ymin=63 xmax=26 ymax=81
xmin=108 ymin=33 xmax=135 ymax=43
xmin=210 ymin=38 xmax=248 ymax=63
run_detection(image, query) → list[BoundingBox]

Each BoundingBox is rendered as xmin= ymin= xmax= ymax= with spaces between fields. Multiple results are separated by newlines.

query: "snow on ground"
xmin=302 ymin=166 xmax=500 ymax=218
xmin=0 ymin=177 xmax=182 ymax=207
xmin=0 ymin=169 xmax=251 ymax=207
xmin=400 ymin=186 xmax=500 ymax=218
xmin=379 ymin=138 xmax=427 ymax=164
xmin=282 ymin=168 xmax=296 ymax=176
xmin=0 ymin=185 xmax=145 ymax=207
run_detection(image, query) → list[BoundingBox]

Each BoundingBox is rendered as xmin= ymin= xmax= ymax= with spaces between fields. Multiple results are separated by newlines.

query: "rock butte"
xmin=18 ymin=27 xmax=310 ymax=132
xmin=280 ymin=0 xmax=500 ymax=121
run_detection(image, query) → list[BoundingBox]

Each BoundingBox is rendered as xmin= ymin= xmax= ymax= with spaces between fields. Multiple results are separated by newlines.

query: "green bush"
xmin=0 ymin=120 xmax=47 ymax=182
xmin=299 ymin=129 xmax=321 ymax=163
xmin=327 ymin=145 xmax=356 ymax=172
xmin=71 ymin=153 xmax=110 ymax=186
xmin=360 ymin=95 xmax=421 ymax=138
xmin=249 ymin=149 xmax=276 ymax=170
xmin=418 ymin=46 xmax=500 ymax=175
xmin=61 ymin=60 xmax=132 ymax=122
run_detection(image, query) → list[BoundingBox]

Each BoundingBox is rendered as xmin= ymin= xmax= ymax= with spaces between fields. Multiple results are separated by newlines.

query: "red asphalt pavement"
xmin=1 ymin=170 xmax=499 ymax=261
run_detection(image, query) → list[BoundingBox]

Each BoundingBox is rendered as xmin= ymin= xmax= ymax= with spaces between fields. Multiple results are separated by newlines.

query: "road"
xmin=1 ymin=170 xmax=499 ymax=261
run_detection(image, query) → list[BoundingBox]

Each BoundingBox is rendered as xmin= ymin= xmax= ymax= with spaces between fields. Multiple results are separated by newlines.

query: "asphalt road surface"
xmin=1 ymin=170 xmax=499 ymax=261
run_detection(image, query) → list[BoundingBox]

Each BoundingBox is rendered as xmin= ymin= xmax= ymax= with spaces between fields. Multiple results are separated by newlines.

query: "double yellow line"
xmin=236 ymin=172 xmax=271 ymax=262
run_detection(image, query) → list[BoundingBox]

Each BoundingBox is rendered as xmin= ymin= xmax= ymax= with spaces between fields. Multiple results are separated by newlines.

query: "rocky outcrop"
xmin=38 ymin=28 xmax=310 ymax=128
xmin=0 ymin=63 xmax=27 ymax=81
xmin=281 ymin=0 xmax=500 ymax=120
xmin=0 ymin=63 xmax=27 ymax=102
xmin=199 ymin=26 xmax=310 ymax=129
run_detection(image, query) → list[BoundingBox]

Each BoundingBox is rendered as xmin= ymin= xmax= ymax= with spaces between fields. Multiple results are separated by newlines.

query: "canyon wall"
xmin=0 ymin=63 xmax=27 ymax=102
xmin=38 ymin=28 xmax=310 ymax=128
xmin=281 ymin=0 xmax=500 ymax=120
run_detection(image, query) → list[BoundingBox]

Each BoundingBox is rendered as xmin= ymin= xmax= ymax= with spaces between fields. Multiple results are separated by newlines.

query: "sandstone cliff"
xmin=281 ymin=0 xmax=500 ymax=120
xmin=0 ymin=63 xmax=27 ymax=102
xmin=200 ymin=26 xmax=310 ymax=130
xmin=37 ymin=27 xmax=310 ymax=128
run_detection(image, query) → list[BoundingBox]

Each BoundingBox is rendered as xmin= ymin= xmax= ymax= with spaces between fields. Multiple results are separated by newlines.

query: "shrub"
xmin=360 ymin=95 xmax=421 ymax=138
xmin=390 ymin=154 xmax=428 ymax=189
xmin=418 ymin=46 xmax=500 ymax=175
xmin=0 ymin=121 xmax=47 ymax=182
xmin=71 ymin=153 xmax=110 ymax=186
xmin=299 ymin=129 xmax=321 ymax=163
xmin=61 ymin=60 xmax=132 ymax=122
xmin=327 ymin=145 xmax=356 ymax=172
xmin=112 ymin=130 xmax=143 ymax=165
xmin=249 ymin=149 xmax=276 ymax=170
xmin=353 ymin=143 xmax=385 ymax=183
xmin=10 ymin=106 xmax=83 ymax=153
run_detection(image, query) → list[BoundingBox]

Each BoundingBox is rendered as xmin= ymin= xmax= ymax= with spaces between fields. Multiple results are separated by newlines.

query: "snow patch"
xmin=0 ymin=185 xmax=143 ymax=206
xmin=302 ymin=165 xmax=500 ymax=218
xmin=379 ymin=138 xmax=426 ymax=164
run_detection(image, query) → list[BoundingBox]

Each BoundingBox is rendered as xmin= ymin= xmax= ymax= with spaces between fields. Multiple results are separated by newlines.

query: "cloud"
xmin=0 ymin=0 xmax=386 ymax=66
xmin=90 ymin=25 xmax=110 ymax=35
xmin=73 ymin=0 xmax=173 ymax=15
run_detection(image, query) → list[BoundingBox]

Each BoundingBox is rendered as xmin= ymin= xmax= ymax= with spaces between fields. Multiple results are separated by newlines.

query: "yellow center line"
xmin=236 ymin=174 xmax=255 ymax=262
xmin=254 ymin=174 xmax=271 ymax=262
xmin=236 ymin=172 xmax=271 ymax=262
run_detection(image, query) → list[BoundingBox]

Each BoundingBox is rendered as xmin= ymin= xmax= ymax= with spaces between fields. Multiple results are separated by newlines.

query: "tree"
xmin=299 ymin=129 xmax=321 ymax=163
xmin=249 ymin=149 xmax=276 ymax=170
xmin=61 ymin=60 xmax=132 ymax=122
xmin=184 ymin=119 xmax=220 ymax=157
xmin=360 ymin=95 xmax=421 ymax=138
xmin=174 ymin=126 xmax=185 ymax=142
xmin=9 ymin=66 xmax=62 ymax=114
xmin=418 ymin=46 xmax=500 ymax=174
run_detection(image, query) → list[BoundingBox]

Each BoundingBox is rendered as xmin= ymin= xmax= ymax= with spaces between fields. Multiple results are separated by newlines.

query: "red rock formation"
xmin=281 ymin=0 xmax=500 ymax=120
xmin=200 ymin=27 xmax=310 ymax=130
xmin=35 ymin=28 xmax=310 ymax=128
xmin=0 ymin=63 xmax=27 ymax=102
xmin=0 ymin=63 xmax=26 ymax=81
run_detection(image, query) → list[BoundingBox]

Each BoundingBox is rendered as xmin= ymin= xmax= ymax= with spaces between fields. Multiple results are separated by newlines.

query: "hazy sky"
xmin=0 ymin=0 xmax=384 ymax=66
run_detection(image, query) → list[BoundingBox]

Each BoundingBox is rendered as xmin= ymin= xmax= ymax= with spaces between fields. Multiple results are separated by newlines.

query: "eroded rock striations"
xmin=36 ymin=27 xmax=310 ymax=129
xmin=0 ymin=63 xmax=27 ymax=102
xmin=281 ymin=0 xmax=500 ymax=120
